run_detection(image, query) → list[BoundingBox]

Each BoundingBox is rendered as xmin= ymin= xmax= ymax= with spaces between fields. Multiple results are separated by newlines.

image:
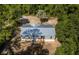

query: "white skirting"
xmin=44 ymin=39 xmax=55 ymax=41
xmin=21 ymin=38 xmax=55 ymax=42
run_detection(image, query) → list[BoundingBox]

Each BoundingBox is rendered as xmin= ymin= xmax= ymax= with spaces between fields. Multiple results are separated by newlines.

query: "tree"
xmin=22 ymin=28 xmax=42 ymax=44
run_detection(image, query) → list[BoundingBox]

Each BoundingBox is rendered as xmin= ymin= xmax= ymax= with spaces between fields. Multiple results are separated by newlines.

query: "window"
xmin=50 ymin=36 xmax=52 ymax=39
xmin=41 ymin=36 xmax=45 ymax=39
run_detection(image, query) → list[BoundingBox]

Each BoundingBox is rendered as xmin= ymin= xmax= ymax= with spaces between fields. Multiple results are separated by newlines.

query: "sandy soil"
xmin=26 ymin=16 xmax=41 ymax=24
xmin=43 ymin=39 xmax=61 ymax=54
xmin=16 ymin=39 xmax=61 ymax=55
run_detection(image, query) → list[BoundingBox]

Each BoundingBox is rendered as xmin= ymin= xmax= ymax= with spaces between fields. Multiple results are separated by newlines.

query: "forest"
xmin=0 ymin=4 xmax=79 ymax=55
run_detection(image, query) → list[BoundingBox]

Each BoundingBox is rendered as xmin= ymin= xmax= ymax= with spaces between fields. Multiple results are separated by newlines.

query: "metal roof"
xmin=20 ymin=23 xmax=56 ymax=39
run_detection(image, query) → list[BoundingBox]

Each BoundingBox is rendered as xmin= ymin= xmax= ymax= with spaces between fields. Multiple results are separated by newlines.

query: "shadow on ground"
xmin=16 ymin=43 xmax=49 ymax=55
xmin=0 ymin=42 xmax=49 ymax=55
